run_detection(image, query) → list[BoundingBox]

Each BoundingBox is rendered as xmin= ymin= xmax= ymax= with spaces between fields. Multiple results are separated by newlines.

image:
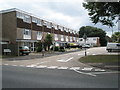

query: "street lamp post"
xmin=83 ymin=33 xmax=87 ymax=56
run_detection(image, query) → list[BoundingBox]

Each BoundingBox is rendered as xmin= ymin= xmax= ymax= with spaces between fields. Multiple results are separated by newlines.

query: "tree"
xmin=83 ymin=2 xmax=120 ymax=27
xmin=44 ymin=34 xmax=53 ymax=51
xmin=111 ymin=32 xmax=120 ymax=42
xmin=79 ymin=26 xmax=107 ymax=46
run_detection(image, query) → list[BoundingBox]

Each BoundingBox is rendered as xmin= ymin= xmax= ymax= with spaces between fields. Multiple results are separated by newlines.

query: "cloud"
xmin=0 ymin=0 xmax=118 ymax=37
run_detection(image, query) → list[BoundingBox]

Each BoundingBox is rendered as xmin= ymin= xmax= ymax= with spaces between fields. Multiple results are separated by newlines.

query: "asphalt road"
xmin=2 ymin=65 xmax=119 ymax=88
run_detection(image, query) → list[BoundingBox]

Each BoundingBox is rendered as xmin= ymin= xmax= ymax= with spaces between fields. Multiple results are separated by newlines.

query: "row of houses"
xmin=0 ymin=8 xmax=100 ymax=55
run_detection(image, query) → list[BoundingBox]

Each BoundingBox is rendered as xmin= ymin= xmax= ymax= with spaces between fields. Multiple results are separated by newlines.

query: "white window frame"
xmin=37 ymin=31 xmax=42 ymax=40
xmin=23 ymin=15 xmax=31 ymax=23
xmin=16 ymin=12 xmax=24 ymax=19
xmin=61 ymin=35 xmax=64 ymax=41
xmin=23 ymin=29 xmax=31 ymax=39
xmin=55 ymin=34 xmax=58 ymax=41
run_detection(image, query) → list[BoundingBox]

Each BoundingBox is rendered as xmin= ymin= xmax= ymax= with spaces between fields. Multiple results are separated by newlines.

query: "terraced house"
xmin=0 ymin=8 xmax=79 ymax=55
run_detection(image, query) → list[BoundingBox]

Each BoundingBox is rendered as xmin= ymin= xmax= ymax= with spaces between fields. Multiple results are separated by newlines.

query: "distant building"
xmin=0 ymin=8 xmax=79 ymax=55
xmin=79 ymin=37 xmax=100 ymax=47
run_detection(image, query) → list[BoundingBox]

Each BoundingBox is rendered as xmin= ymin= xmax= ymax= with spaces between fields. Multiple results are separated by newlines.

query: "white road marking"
xmin=39 ymin=61 xmax=50 ymax=64
xmin=35 ymin=65 xmax=47 ymax=68
xmin=69 ymin=67 xmax=80 ymax=70
xmin=92 ymin=71 xmax=119 ymax=75
xmin=95 ymin=69 xmax=105 ymax=72
xmin=26 ymin=64 xmax=37 ymax=67
xmin=57 ymin=57 xmax=73 ymax=62
xmin=19 ymin=65 xmax=25 ymax=67
xmin=47 ymin=66 xmax=58 ymax=69
xmin=57 ymin=66 xmax=68 ymax=69
xmin=73 ymin=69 xmax=96 ymax=77
xmin=81 ymin=67 xmax=93 ymax=71
xmin=11 ymin=65 xmax=17 ymax=66
xmin=3 ymin=64 xmax=9 ymax=65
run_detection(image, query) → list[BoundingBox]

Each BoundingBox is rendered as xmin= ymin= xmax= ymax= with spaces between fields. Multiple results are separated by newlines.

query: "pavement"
xmin=2 ymin=47 xmax=119 ymax=72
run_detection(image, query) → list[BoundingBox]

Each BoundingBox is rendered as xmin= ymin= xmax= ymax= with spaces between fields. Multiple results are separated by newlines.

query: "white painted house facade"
xmin=79 ymin=37 xmax=100 ymax=47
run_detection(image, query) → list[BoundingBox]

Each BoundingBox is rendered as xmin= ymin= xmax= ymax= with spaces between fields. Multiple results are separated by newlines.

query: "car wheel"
xmin=26 ymin=53 xmax=29 ymax=55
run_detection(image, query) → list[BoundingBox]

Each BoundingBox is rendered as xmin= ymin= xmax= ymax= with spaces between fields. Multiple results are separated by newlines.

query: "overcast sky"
xmin=0 ymin=0 xmax=119 ymax=37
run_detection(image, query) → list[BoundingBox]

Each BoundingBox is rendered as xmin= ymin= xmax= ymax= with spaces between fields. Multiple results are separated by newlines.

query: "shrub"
xmin=54 ymin=46 xmax=60 ymax=51
xmin=36 ymin=42 xmax=42 ymax=52
xmin=36 ymin=46 xmax=42 ymax=52
xmin=59 ymin=49 xmax=65 ymax=52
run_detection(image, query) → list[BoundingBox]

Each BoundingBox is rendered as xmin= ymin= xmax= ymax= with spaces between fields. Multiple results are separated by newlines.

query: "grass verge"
xmin=79 ymin=55 xmax=119 ymax=63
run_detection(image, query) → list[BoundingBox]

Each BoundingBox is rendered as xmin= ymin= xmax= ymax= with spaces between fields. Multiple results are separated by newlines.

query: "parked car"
xmin=106 ymin=43 xmax=120 ymax=52
xmin=82 ymin=44 xmax=90 ymax=48
xmin=19 ymin=46 xmax=31 ymax=55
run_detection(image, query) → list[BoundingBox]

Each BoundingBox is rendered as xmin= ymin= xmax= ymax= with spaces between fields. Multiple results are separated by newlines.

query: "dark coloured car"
xmin=19 ymin=46 xmax=31 ymax=55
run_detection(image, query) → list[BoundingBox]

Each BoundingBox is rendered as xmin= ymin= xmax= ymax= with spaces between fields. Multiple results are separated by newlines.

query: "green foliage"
xmin=54 ymin=46 xmax=60 ymax=51
xmin=44 ymin=34 xmax=53 ymax=51
xmin=79 ymin=55 xmax=119 ymax=63
xmin=111 ymin=32 xmax=120 ymax=42
xmin=36 ymin=42 xmax=42 ymax=52
xmin=83 ymin=2 xmax=120 ymax=27
xmin=59 ymin=49 xmax=65 ymax=52
xmin=79 ymin=26 xmax=107 ymax=46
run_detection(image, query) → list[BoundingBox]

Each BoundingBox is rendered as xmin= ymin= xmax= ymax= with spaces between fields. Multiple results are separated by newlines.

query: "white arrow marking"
xmin=57 ymin=57 xmax=73 ymax=62
xmin=81 ymin=67 xmax=93 ymax=71
xmin=73 ymin=69 xmax=96 ymax=77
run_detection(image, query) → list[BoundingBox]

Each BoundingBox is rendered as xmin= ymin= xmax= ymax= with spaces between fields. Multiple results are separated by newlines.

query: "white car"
xmin=106 ymin=43 xmax=120 ymax=52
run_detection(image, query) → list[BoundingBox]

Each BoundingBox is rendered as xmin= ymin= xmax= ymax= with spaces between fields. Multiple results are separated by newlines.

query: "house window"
xmin=66 ymin=36 xmax=69 ymax=42
xmin=37 ymin=31 xmax=42 ymax=40
xmin=55 ymin=34 xmax=58 ymax=41
xmin=16 ymin=12 xmax=24 ymax=19
xmin=37 ymin=31 xmax=42 ymax=36
xmin=70 ymin=37 xmax=72 ymax=41
xmin=23 ymin=15 xmax=31 ymax=23
xmin=93 ymin=38 xmax=96 ymax=40
xmin=59 ymin=26 xmax=63 ymax=31
xmin=53 ymin=24 xmax=58 ymax=30
xmin=61 ymin=35 xmax=64 ymax=41
xmin=32 ymin=17 xmax=37 ymax=23
xmin=24 ymin=29 xmax=31 ymax=35
xmin=46 ymin=22 xmax=51 ymax=28
xmin=37 ymin=19 xmax=42 ymax=26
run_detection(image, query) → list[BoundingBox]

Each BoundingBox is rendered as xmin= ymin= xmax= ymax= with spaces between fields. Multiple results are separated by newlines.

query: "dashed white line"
xmin=47 ymin=66 xmax=58 ymax=69
xmin=81 ymin=67 xmax=93 ymax=71
xmin=35 ymin=65 xmax=47 ymax=68
xmin=19 ymin=65 xmax=25 ymax=67
xmin=57 ymin=66 xmax=68 ymax=69
xmin=11 ymin=65 xmax=17 ymax=66
xmin=3 ymin=64 xmax=9 ymax=66
xmin=69 ymin=67 xmax=80 ymax=70
xmin=26 ymin=65 xmax=37 ymax=67
xmin=95 ymin=69 xmax=105 ymax=72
